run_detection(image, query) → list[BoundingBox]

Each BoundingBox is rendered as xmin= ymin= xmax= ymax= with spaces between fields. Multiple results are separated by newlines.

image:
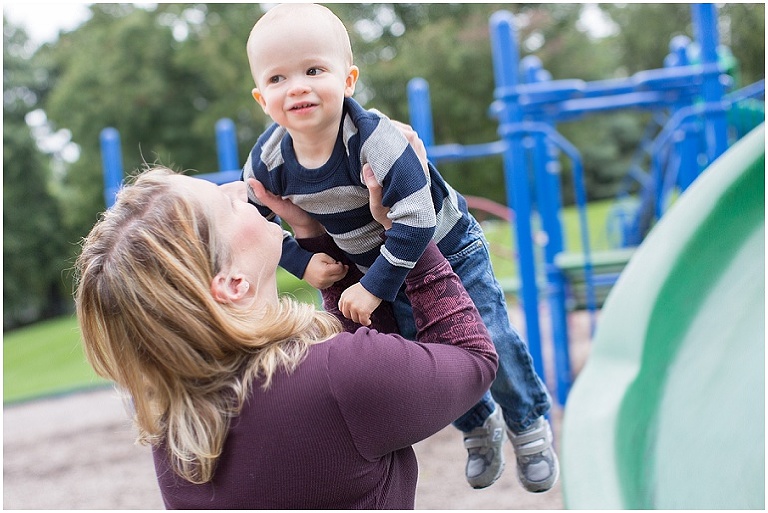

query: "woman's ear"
xmin=210 ymin=273 xmax=251 ymax=304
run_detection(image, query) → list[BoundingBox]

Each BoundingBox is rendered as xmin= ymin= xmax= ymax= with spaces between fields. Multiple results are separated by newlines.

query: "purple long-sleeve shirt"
xmin=152 ymin=238 xmax=497 ymax=509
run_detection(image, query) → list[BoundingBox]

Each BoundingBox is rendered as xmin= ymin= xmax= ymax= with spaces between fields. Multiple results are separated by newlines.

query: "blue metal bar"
xmin=496 ymin=120 xmax=598 ymax=394
xmin=556 ymin=90 xmax=694 ymax=116
xmin=215 ymin=118 xmax=239 ymax=172
xmin=724 ymin=79 xmax=766 ymax=104
xmin=407 ymin=78 xmax=435 ymax=149
xmin=524 ymin=61 xmax=572 ymax=405
xmin=692 ymin=3 xmax=729 ymax=160
xmin=512 ymin=65 xmax=709 ymax=111
xmin=99 ymin=127 xmax=123 ymax=209
xmin=526 ymin=123 xmax=598 ymax=335
xmin=490 ymin=10 xmax=547 ymax=386
xmin=667 ymin=34 xmax=699 ymax=194
xmin=650 ymin=100 xmax=729 ymax=218
xmin=426 ymin=141 xmax=507 ymax=162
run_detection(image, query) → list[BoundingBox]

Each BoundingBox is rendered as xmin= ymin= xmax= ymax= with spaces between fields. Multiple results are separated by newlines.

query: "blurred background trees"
xmin=3 ymin=3 xmax=764 ymax=329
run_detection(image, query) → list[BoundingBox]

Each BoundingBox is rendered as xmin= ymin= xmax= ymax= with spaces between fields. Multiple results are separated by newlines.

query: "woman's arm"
xmin=329 ymin=165 xmax=496 ymax=457
xmin=327 ymin=240 xmax=497 ymax=460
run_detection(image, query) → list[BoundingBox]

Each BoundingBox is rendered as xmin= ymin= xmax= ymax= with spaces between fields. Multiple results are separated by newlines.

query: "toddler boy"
xmin=243 ymin=3 xmax=558 ymax=493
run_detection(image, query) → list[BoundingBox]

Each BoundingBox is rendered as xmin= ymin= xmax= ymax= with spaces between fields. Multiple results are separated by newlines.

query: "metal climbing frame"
xmin=405 ymin=3 xmax=765 ymax=405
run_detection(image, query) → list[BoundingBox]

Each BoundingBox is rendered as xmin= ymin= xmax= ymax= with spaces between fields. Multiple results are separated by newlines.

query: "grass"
xmin=3 ymin=269 xmax=318 ymax=404
xmin=4 ymin=199 xmax=618 ymax=404
xmin=3 ymin=315 xmax=106 ymax=404
xmin=481 ymin=198 xmax=617 ymax=283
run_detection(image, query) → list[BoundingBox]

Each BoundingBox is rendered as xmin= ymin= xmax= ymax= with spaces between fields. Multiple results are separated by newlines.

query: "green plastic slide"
xmin=562 ymin=124 xmax=765 ymax=509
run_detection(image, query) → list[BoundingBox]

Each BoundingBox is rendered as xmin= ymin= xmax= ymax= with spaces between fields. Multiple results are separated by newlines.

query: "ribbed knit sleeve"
xmin=339 ymin=98 xmax=436 ymax=302
xmin=326 ymin=240 xmax=498 ymax=460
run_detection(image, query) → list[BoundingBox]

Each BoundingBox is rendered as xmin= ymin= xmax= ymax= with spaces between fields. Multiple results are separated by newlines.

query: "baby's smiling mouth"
xmin=291 ymin=102 xmax=316 ymax=111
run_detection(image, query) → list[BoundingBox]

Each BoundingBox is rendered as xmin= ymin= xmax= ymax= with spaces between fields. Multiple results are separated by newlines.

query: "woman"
xmin=75 ymin=156 xmax=497 ymax=508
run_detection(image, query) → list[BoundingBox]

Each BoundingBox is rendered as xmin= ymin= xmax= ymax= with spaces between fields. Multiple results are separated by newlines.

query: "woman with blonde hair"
xmin=75 ymin=153 xmax=497 ymax=507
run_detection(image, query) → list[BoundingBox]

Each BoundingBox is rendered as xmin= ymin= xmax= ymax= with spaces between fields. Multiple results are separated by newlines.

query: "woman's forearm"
xmin=405 ymin=241 xmax=497 ymax=364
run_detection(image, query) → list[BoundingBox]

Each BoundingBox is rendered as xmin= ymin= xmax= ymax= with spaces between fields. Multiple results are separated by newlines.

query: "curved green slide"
xmin=562 ymin=124 xmax=765 ymax=509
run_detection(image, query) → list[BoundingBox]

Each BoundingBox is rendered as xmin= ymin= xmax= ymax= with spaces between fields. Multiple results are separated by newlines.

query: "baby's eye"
xmin=268 ymin=75 xmax=283 ymax=84
xmin=306 ymin=67 xmax=324 ymax=76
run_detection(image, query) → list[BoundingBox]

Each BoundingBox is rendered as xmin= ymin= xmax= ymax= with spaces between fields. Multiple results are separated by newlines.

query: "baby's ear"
xmin=252 ymin=88 xmax=267 ymax=110
xmin=344 ymin=66 xmax=359 ymax=97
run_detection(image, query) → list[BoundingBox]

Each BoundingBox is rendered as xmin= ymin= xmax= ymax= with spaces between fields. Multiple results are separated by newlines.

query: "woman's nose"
xmin=220 ymin=181 xmax=246 ymax=201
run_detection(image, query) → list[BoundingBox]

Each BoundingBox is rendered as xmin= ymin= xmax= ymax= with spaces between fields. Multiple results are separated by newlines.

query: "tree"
xmin=3 ymin=3 xmax=762 ymax=328
xmin=721 ymin=3 xmax=765 ymax=87
xmin=3 ymin=20 xmax=70 ymax=329
xmin=38 ymin=4 xmax=273 ymax=237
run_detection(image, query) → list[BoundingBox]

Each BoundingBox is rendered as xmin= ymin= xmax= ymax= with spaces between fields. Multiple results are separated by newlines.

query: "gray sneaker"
xmin=508 ymin=416 xmax=559 ymax=493
xmin=463 ymin=406 xmax=506 ymax=489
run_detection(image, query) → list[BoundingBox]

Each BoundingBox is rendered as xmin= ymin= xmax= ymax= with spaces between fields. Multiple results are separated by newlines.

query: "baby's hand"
xmin=338 ymin=283 xmax=383 ymax=327
xmin=304 ymin=253 xmax=348 ymax=289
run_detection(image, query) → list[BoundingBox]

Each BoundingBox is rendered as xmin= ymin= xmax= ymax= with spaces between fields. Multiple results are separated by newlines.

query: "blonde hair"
xmin=74 ymin=166 xmax=341 ymax=483
xmin=247 ymin=3 xmax=354 ymax=83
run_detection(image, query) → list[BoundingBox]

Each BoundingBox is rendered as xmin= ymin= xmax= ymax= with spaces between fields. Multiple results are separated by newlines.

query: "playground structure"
xmin=404 ymin=3 xmax=765 ymax=405
xmin=101 ymin=4 xmax=763 ymax=401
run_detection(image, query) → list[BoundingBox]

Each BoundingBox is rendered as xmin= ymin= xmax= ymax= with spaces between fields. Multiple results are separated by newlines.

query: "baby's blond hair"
xmin=246 ymin=3 xmax=353 ymax=84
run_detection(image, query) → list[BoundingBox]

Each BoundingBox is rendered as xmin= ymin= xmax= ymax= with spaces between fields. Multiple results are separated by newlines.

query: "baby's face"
xmin=248 ymin=4 xmax=358 ymax=135
xmin=248 ymin=18 xmax=357 ymax=135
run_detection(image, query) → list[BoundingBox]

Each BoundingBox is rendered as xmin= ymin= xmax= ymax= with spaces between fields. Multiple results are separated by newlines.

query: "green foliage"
xmin=3 ymin=20 xmax=72 ymax=329
xmin=2 ymin=3 xmax=764 ymax=328
xmin=720 ymin=4 xmax=766 ymax=87
xmin=602 ymin=4 xmax=692 ymax=75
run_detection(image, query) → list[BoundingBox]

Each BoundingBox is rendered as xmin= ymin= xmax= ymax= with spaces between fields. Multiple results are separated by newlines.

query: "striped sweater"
xmin=243 ymin=97 xmax=472 ymax=302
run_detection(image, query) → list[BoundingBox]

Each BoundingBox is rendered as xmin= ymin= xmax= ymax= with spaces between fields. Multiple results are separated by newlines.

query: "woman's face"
xmin=170 ymin=174 xmax=284 ymax=277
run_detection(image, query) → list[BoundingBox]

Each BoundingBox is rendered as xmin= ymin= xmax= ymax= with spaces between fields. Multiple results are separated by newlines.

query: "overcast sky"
xmin=4 ymin=2 xmax=93 ymax=48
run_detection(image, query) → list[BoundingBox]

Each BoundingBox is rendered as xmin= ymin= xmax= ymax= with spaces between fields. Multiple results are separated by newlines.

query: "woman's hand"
xmin=247 ymin=178 xmax=324 ymax=238
xmin=362 ymin=120 xmax=429 ymax=230
xmin=391 ymin=120 xmax=429 ymax=175
xmin=362 ymin=164 xmax=391 ymax=229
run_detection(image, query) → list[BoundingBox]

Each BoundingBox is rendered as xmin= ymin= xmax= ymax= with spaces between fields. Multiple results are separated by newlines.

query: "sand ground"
xmin=3 ymin=307 xmax=591 ymax=510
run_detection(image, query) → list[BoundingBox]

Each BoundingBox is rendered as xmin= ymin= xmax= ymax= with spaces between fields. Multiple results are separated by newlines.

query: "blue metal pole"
xmin=407 ymin=77 xmax=436 ymax=149
xmin=692 ymin=3 xmax=728 ymax=161
xmin=667 ymin=36 xmax=700 ymax=192
xmin=490 ymin=11 xmax=546 ymax=384
xmin=99 ymin=127 xmax=123 ymax=209
xmin=215 ymin=118 xmax=239 ymax=172
xmin=522 ymin=56 xmax=572 ymax=404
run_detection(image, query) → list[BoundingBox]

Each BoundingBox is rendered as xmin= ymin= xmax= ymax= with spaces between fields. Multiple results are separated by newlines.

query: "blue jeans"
xmin=393 ymin=216 xmax=551 ymax=434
